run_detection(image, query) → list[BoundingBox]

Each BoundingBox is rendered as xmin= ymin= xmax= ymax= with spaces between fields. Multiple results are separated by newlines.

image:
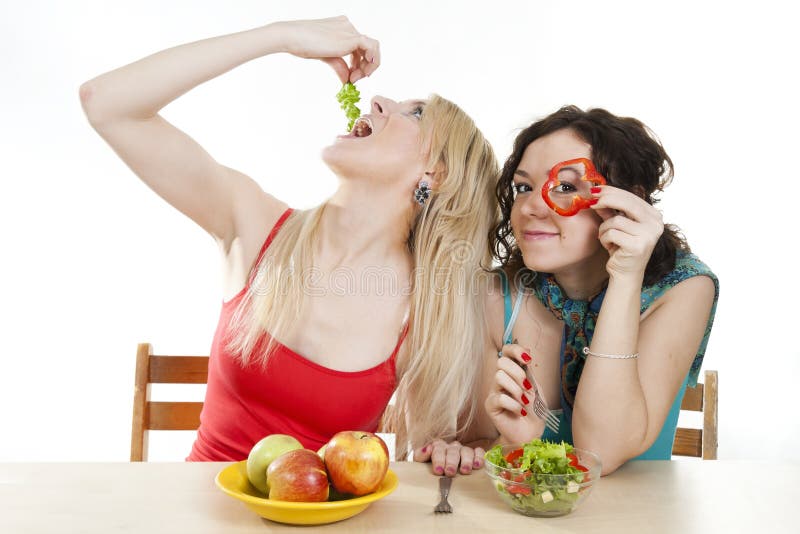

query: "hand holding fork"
xmin=487 ymin=342 xmax=559 ymax=442
xmin=521 ymin=364 xmax=560 ymax=434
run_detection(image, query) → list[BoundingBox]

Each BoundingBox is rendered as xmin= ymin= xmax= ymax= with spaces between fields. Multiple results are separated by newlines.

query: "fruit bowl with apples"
xmin=215 ymin=431 xmax=398 ymax=525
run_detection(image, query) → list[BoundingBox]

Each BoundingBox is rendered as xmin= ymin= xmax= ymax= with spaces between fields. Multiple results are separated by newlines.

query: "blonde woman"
xmin=80 ymin=16 xmax=498 ymax=465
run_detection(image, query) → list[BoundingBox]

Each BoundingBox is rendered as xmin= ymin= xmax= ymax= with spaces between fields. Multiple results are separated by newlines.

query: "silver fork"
xmin=434 ymin=476 xmax=453 ymax=514
xmin=502 ymin=337 xmax=560 ymax=435
xmin=523 ymin=365 xmax=560 ymax=434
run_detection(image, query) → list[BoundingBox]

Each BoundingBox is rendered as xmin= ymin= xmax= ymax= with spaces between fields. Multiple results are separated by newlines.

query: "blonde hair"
xmin=227 ymin=94 xmax=499 ymax=456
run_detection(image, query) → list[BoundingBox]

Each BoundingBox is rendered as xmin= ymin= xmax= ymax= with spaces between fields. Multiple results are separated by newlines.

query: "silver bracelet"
xmin=582 ymin=347 xmax=639 ymax=359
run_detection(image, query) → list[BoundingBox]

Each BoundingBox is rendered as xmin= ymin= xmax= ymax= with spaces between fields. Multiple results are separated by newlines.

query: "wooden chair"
xmin=673 ymin=369 xmax=718 ymax=459
xmin=130 ymin=343 xmax=209 ymax=461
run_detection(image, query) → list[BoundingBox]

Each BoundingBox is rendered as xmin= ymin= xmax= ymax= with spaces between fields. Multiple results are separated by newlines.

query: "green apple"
xmin=246 ymin=434 xmax=303 ymax=495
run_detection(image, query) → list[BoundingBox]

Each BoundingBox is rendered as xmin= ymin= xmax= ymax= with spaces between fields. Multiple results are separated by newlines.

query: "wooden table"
xmin=1 ymin=461 xmax=796 ymax=533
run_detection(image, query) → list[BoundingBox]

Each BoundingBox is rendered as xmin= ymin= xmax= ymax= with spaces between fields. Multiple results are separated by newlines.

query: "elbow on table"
xmin=598 ymin=454 xmax=628 ymax=476
xmin=574 ymin=434 xmax=647 ymax=477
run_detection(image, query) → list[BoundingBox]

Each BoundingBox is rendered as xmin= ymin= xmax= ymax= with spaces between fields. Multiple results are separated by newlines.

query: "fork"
xmin=523 ymin=365 xmax=560 ymax=434
xmin=434 ymin=476 xmax=453 ymax=514
xmin=502 ymin=337 xmax=560 ymax=435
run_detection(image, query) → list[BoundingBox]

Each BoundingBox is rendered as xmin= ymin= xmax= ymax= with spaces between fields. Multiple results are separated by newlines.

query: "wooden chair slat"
xmin=702 ymin=370 xmax=719 ymax=460
xmin=672 ymin=428 xmax=703 ymax=457
xmin=146 ymin=402 xmax=204 ymax=431
xmin=680 ymin=382 xmax=704 ymax=411
xmin=130 ymin=343 xmax=150 ymax=462
xmin=148 ymin=355 xmax=209 ymax=384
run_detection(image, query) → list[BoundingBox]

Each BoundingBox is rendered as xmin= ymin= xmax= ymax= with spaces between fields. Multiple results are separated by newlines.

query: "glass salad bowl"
xmin=484 ymin=443 xmax=601 ymax=517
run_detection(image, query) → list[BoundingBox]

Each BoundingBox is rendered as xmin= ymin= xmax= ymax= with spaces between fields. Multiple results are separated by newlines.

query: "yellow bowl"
xmin=215 ymin=460 xmax=398 ymax=525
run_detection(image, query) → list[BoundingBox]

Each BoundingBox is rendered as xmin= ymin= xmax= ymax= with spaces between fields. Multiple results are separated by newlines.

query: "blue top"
xmin=498 ymin=250 xmax=719 ymax=459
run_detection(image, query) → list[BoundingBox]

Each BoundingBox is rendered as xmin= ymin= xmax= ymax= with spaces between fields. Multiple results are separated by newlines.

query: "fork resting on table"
xmin=434 ymin=476 xmax=452 ymax=514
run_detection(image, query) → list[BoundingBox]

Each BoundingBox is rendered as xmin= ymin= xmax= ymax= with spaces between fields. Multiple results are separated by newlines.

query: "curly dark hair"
xmin=491 ymin=105 xmax=689 ymax=287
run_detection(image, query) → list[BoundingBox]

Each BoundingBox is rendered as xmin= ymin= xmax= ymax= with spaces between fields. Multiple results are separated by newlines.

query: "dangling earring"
xmin=414 ymin=179 xmax=431 ymax=206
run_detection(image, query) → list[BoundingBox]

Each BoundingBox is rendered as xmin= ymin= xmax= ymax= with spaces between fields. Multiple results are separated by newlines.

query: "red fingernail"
xmin=521 ymin=393 xmax=530 ymax=405
xmin=590 ymin=186 xmax=602 ymax=194
xmin=434 ymin=466 xmax=444 ymax=474
xmin=589 ymin=198 xmax=599 ymax=206
xmin=523 ymin=378 xmax=532 ymax=390
xmin=422 ymin=446 xmax=429 ymax=454
xmin=521 ymin=408 xmax=528 ymax=417
xmin=473 ymin=460 xmax=481 ymax=468
xmin=521 ymin=352 xmax=532 ymax=363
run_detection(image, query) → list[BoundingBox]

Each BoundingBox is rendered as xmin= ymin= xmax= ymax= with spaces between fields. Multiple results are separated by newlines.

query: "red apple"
xmin=324 ymin=431 xmax=389 ymax=496
xmin=246 ymin=434 xmax=303 ymax=495
xmin=267 ymin=449 xmax=329 ymax=502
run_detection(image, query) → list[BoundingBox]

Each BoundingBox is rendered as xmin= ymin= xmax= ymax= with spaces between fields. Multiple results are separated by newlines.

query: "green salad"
xmin=485 ymin=439 xmax=591 ymax=515
xmin=336 ymin=82 xmax=361 ymax=131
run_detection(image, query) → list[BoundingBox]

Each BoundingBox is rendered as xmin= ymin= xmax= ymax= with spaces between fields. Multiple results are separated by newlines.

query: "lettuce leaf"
xmin=484 ymin=445 xmax=508 ymax=468
xmin=336 ymin=82 xmax=361 ymax=131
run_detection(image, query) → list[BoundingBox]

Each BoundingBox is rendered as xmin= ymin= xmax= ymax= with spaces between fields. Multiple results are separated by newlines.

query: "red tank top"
xmin=187 ymin=209 xmax=407 ymax=461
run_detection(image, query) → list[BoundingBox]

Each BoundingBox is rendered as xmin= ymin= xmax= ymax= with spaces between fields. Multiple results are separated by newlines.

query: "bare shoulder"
xmin=641 ymin=274 xmax=716 ymax=321
xmin=666 ymin=274 xmax=716 ymax=301
xmin=218 ymin=168 xmax=290 ymax=299
xmin=226 ymin=166 xmax=290 ymax=247
xmin=519 ymin=290 xmax=552 ymax=329
xmin=485 ymin=272 xmax=562 ymax=350
xmin=512 ymin=283 xmax=560 ymax=339
xmin=638 ymin=274 xmax=715 ymax=370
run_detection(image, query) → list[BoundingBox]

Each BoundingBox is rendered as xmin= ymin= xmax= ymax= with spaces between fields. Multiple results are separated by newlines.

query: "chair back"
xmin=673 ymin=370 xmax=718 ymax=459
xmin=130 ymin=343 xmax=208 ymax=461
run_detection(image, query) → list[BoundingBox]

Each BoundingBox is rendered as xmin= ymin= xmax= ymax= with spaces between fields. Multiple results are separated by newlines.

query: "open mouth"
xmin=352 ymin=117 xmax=373 ymax=138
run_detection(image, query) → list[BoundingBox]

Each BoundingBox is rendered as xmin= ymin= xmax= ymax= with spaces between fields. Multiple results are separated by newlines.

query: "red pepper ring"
xmin=541 ymin=157 xmax=607 ymax=216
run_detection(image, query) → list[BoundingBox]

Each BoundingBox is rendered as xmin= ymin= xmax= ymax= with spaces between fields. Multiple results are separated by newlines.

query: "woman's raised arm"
xmin=79 ymin=16 xmax=378 ymax=244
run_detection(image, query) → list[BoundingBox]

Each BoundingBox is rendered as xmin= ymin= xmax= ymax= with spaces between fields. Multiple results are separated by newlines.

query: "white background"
xmin=1 ymin=0 xmax=797 ymax=461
